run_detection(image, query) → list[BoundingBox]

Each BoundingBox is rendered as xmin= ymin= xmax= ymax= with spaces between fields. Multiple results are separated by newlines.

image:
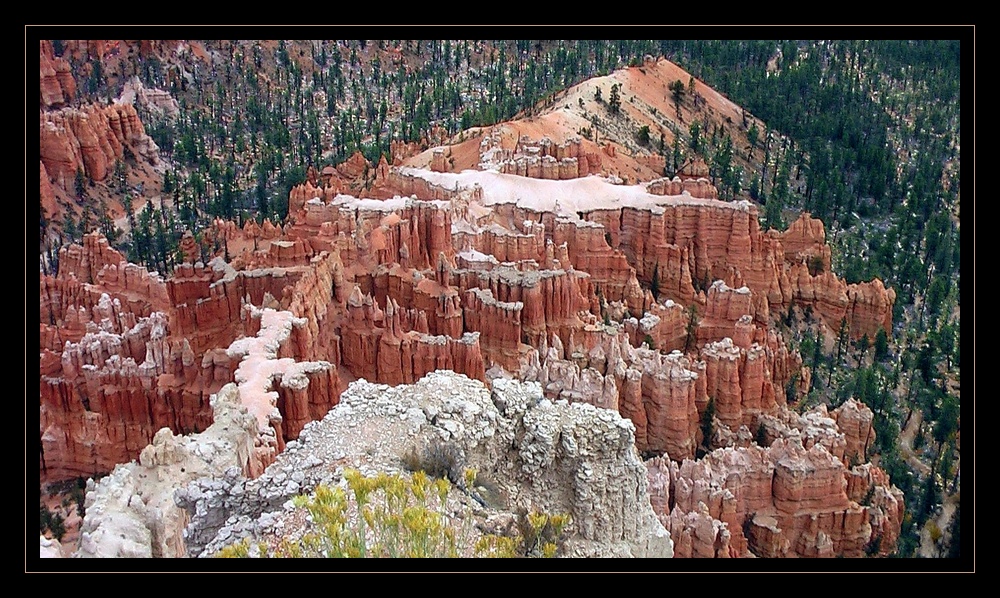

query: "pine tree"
xmin=98 ymin=199 xmax=119 ymax=244
xmin=810 ymin=330 xmax=823 ymax=391
xmin=684 ymin=304 xmax=699 ymax=352
xmin=670 ymin=79 xmax=685 ymax=116
xmin=671 ymin=131 xmax=683 ymax=176
xmin=62 ymin=213 xmax=78 ymax=243
xmin=856 ymin=332 xmax=870 ymax=363
xmin=946 ymin=502 xmax=960 ymax=558
xmin=688 ymin=121 xmax=702 ymax=154
xmin=40 ymin=503 xmax=51 ymax=533
xmin=872 ymin=328 xmax=889 ymax=366
xmin=636 ymin=125 xmax=651 ymax=147
xmin=608 ymin=83 xmax=621 ymax=114
xmin=74 ymin=167 xmax=87 ymax=199
xmin=712 ymin=135 xmax=734 ymax=199
xmin=747 ymin=122 xmax=759 ymax=156
xmin=49 ymin=512 xmax=66 ymax=541
xmin=836 ymin=317 xmax=849 ymax=363
xmin=701 ymin=397 xmax=715 ymax=449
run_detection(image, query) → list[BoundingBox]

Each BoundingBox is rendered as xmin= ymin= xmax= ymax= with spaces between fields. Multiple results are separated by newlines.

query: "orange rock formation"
xmin=39 ymin=124 xmax=901 ymax=556
xmin=40 ymin=103 xmax=159 ymax=190
xmin=649 ymin=417 xmax=902 ymax=558
xmin=39 ymin=41 xmax=76 ymax=108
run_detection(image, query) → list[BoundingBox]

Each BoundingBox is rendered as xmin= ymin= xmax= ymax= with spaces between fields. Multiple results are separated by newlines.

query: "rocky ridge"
xmin=81 ymin=371 xmax=672 ymax=559
xmin=75 ymin=382 xmax=261 ymax=558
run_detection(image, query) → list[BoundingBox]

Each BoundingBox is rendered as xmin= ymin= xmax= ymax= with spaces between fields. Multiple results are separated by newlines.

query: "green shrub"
xmin=636 ymin=125 xmax=651 ymax=147
xmin=513 ymin=508 xmax=571 ymax=558
xmin=402 ymin=439 xmax=463 ymax=484
xmin=755 ymin=423 xmax=767 ymax=447
xmin=808 ymin=255 xmax=825 ymax=276
xmin=217 ymin=469 xmax=567 ymax=559
xmin=864 ymin=534 xmax=883 ymax=556
xmin=39 ymin=504 xmax=51 ymax=534
xmin=219 ymin=469 xmax=458 ymax=558
xmin=49 ymin=512 xmax=66 ymax=541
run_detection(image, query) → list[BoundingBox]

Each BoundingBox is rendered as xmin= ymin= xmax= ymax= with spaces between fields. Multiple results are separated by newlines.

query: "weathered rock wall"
xmin=40 ymin=103 xmax=159 ymax=190
xmin=787 ymin=263 xmax=896 ymax=339
xmin=532 ymin=326 xmax=703 ymax=461
xmin=449 ymin=265 xmax=593 ymax=350
xmin=552 ymin=218 xmax=635 ymax=303
xmin=458 ymin=220 xmax=546 ymax=264
xmin=656 ymin=405 xmax=902 ymax=558
xmin=482 ymin=134 xmax=603 ymax=180
xmin=40 ymin=311 xmax=229 ymax=481
xmin=290 ymin=193 xmax=456 ymax=273
xmin=700 ymin=338 xmax=782 ymax=433
xmin=646 ymin=176 xmax=719 ymax=199
xmin=625 ymin=299 xmax=688 ymax=353
xmin=340 ymin=286 xmax=486 ymax=385
xmin=166 ymin=259 xmax=245 ymax=354
xmin=386 ymin=168 xmax=483 ymax=203
xmin=697 ymin=280 xmax=755 ymax=346
xmin=780 ymin=212 xmax=832 ymax=272
xmin=283 ymin=251 xmax=347 ymax=366
xmin=462 ymin=287 xmax=524 ymax=373
xmin=41 ymin=275 xmax=148 ymax=347
xmin=40 ymin=41 xmax=76 ymax=108
xmin=830 ymin=398 xmax=877 ymax=465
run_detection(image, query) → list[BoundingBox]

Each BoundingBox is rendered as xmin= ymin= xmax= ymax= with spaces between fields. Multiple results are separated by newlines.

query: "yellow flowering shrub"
xmin=216 ymin=468 xmax=570 ymax=558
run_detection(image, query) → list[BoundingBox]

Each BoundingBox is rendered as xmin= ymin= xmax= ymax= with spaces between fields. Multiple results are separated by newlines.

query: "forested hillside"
xmin=658 ymin=39 xmax=963 ymax=558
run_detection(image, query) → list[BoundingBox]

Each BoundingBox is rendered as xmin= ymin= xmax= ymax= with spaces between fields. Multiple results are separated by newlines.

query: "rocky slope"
xmin=38 ymin=39 xmax=169 ymax=256
xmin=404 ymin=56 xmax=771 ymax=190
xmin=74 ymin=382 xmax=260 ymax=558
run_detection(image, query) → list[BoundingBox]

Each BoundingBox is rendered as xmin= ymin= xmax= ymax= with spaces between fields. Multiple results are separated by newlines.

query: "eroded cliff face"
xmin=649 ymin=399 xmax=903 ymax=558
xmin=40 ymin=102 xmax=160 ymax=191
xmin=39 ymin=41 xmax=76 ymax=109
xmin=40 ymin=234 xmax=337 ymax=481
xmin=477 ymin=131 xmax=604 ymax=181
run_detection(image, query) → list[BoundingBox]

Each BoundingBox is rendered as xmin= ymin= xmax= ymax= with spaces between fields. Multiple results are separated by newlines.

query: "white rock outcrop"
xmin=181 ymin=371 xmax=672 ymax=558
